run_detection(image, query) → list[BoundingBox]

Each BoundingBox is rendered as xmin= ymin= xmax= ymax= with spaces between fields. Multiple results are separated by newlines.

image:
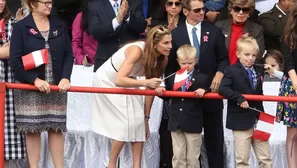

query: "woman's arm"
xmin=144 ymin=95 xmax=154 ymax=118
xmin=0 ymin=44 xmax=9 ymax=59
xmin=71 ymin=13 xmax=84 ymax=65
xmin=115 ymin=45 xmax=148 ymax=87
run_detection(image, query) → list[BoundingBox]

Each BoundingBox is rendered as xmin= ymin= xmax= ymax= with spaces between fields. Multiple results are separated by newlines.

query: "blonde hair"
xmin=176 ymin=44 xmax=197 ymax=59
xmin=142 ymin=25 xmax=171 ymax=78
xmin=236 ymin=36 xmax=259 ymax=54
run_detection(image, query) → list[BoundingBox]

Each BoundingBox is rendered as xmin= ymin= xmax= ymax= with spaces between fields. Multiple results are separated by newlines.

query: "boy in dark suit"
xmin=218 ymin=36 xmax=272 ymax=168
xmin=155 ymin=44 xmax=209 ymax=168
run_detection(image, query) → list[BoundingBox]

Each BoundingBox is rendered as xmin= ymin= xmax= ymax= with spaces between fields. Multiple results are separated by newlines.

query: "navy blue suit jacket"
xmin=10 ymin=13 xmax=74 ymax=85
xmin=219 ymin=63 xmax=264 ymax=130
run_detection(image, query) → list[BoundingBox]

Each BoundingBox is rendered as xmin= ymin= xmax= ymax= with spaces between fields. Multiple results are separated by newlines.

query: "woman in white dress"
xmin=92 ymin=25 xmax=172 ymax=168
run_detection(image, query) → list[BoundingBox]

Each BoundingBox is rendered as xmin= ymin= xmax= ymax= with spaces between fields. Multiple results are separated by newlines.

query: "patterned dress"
xmin=14 ymin=30 xmax=67 ymax=133
xmin=276 ymin=75 xmax=297 ymax=127
xmin=0 ymin=17 xmax=26 ymax=160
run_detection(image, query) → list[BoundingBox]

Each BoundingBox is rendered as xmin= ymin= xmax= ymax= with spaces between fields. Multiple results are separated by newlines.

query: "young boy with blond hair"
xmin=219 ymin=36 xmax=272 ymax=168
xmin=156 ymin=44 xmax=209 ymax=168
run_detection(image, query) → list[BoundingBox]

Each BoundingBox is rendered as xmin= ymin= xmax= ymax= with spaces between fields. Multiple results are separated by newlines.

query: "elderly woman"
xmin=215 ymin=0 xmax=265 ymax=65
xmin=10 ymin=0 xmax=73 ymax=167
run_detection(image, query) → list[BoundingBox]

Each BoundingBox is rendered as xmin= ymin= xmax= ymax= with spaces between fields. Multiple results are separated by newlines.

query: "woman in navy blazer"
xmin=9 ymin=0 xmax=73 ymax=167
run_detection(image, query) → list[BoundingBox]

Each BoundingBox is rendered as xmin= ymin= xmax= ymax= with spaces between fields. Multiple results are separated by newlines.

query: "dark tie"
xmin=247 ymin=69 xmax=255 ymax=89
xmin=192 ymin=27 xmax=200 ymax=58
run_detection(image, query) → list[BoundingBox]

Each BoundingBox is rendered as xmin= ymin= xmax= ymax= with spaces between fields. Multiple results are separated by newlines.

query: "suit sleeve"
xmin=255 ymin=25 xmax=265 ymax=64
xmin=127 ymin=0 xmax=147 ymax=33
xmin=257 ymin=15 xmax=282 ymax=38
xmin=218 ymin=68 xmax=246 ymax=104
xmin=215 ymin=27 xmax=230 ymax=73
xmin=62 ymin=23 xmax=74 ymax=80
xmin=10 ymin=23 xmax=39 ymax=84
xmin=88 ymin=1 xmax=116 ymax=41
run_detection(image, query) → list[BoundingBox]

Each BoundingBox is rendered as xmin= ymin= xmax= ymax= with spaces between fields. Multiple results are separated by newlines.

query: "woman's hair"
xmin=81 ymin=0 xmax=89 ymax=33
xmin=143 ymin=25 xmax=171 ymax=78
xmin=152 ymin=0 xmax=183 ymax=21
xmin=284 ymin=3 xmax=297 ymax=52
xmin=1 ymin=1 xmax=12 ymax=21
xmin=263 ymin=50 xmax=284 ymax=71
xmin=26 ymin=0 xmax=38 ymax=11
xmin=228 ymin=0 xmax=255 ymax=15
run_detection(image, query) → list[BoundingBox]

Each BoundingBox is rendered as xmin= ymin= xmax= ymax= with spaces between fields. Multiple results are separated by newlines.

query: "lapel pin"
xmin=192 ymin=78 xmax=195 ymax=81
xmin=53 ymin=30 xmax=58 ymax=36
xmin=279 ymin=14 xmax=282 ymax=18
xmin=30 ymin=28 xmax=38 ymax=35
xmin=203 ymin=35 xmax=208 ymax=42
xmin=206 ymin=32 xmax=209 ymax=34
xmin=224 ymin=33 xmax=228 ymax=37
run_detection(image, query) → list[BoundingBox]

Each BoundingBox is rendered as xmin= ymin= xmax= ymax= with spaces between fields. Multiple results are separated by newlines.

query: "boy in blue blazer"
xmin=218 ymin=36 xmax=272 ymax=168
xmin=156 ymin=44 xmax=209 ymax=168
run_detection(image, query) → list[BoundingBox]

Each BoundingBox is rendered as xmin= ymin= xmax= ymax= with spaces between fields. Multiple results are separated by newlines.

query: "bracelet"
xmin=145 ymin=116 xmax=150 ymax=119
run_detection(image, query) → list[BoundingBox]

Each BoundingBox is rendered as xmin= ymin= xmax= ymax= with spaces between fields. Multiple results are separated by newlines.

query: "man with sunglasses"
xmin=257 ymin=0 xmax=296 ymax=51
xmin=166 ymin=0 xmax=229 ymax=167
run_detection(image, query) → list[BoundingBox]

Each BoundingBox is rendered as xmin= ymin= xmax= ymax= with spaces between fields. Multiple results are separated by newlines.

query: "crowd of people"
xmin=1 ymin=0 xmax=297 ymax=168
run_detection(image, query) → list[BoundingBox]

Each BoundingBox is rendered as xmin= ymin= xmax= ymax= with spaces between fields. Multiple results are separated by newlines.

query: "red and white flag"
xmin=173 ymin=66 xmax=188 ymax=90
xmin=22 ymin=49 xmax=49 ymax=70
xmin=253 ymin=112 xmax=275 ymax=141
xmin=0 ymin=19 xmax=6 ymax=40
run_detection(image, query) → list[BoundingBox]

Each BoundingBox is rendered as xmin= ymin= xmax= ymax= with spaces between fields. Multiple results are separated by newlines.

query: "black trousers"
xmin=203 ymin=100 xmax=224 ymax=168
xmin=159 ymin=119 xmax=173 ymax=168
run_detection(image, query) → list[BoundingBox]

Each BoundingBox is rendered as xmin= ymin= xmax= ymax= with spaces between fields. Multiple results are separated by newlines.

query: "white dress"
xmin=91 ymin=41 xmax=146 ymax=142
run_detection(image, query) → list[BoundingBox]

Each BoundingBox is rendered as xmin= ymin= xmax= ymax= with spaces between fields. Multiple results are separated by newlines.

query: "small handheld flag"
xmin=22 ymin=49 xmax=49 ymax=70
xmin=173 ymin=66 xmax=188 ymax=90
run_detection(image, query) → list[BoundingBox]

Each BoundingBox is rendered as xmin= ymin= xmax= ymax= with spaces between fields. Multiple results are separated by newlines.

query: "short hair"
xmin=236 ymin=36 xmax=259 ymax=54
xmin=263 ymin=50 xmax=284 ymax=70
xmin=176 ymin=44 xmax=197 ymax=59
xmin=26 ymin=0 xmax=38 ymax=11
xmin=182 ymin=0 xmax=203 ymax=10
xmin=228 ymin=0 xmax=255 ymax=15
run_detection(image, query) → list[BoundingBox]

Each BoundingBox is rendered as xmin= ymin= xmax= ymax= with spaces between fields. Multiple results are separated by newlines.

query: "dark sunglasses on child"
xmin=166 ymin=1 xmax=181 ymax=7
xmin=232 ymin=6 xmax=250 ymax=14
xmin=192 ymin=7 xmax=206 ymax=13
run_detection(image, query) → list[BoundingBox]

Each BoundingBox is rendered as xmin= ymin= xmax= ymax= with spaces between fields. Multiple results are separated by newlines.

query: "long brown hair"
xmin=1 ymin=1 xmax=12 ymax=21
xmin=142 ymin=25 xmax=171 ymax=79
xmin=284 ymin=3 xmax=297 ymax=52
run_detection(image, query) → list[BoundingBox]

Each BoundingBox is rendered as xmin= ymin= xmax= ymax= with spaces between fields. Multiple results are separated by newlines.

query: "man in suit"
xmin=257 ymin=0 xmax=295 ymax=51
xmin=88 ymin=0 xmax=147 ymax=71
xmin=166 ymin=0 xmax=229 ymax=167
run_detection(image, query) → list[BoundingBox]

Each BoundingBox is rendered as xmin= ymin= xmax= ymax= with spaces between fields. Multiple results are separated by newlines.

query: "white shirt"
xmin=276 ymin=4 xmax=286 ymax=15
xmin=185 ymin=20 xmax=201 ymax=46
xmin=110 ymin=0 xmax=122 ymax=30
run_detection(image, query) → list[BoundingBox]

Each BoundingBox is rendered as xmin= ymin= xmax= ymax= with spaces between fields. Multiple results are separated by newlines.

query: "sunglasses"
xmin=192 ymin=7 xmax=206 ymax=13
xmin=38 ymin=1 xmax=54 ymax=7
xmin=232 ymin=6 xmax=250 ymax=14
xmin=166 ymin=1 xmax=181 ymax=7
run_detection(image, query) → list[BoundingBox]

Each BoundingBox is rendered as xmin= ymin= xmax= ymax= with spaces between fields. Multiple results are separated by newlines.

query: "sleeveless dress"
xmin=91 ymin=41 xmax=146 ymax=142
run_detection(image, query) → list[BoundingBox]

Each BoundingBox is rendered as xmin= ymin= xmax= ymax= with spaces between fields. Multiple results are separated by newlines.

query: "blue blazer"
xmin=10 ymin=13 xmax=74 ymax=84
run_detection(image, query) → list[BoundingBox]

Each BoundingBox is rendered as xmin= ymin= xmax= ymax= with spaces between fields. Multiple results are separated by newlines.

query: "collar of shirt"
xmin=276 ymin=4 xmax=286 ymax=16
xmin=242 ymin=63 xmax=256 ymax=74
xmin=185 ymin=20 xmax=201 ymax=45
xmin=109 ymin=0 xmax=122 ymax=7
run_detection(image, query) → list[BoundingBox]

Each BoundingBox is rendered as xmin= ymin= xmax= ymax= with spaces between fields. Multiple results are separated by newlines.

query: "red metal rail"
xmin=1 ymin=82 xmax=297 ymax=168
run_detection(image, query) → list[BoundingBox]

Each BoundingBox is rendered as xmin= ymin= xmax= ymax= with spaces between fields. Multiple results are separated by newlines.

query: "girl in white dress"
xmin=91 ymin=25 xmax=172 ymax=168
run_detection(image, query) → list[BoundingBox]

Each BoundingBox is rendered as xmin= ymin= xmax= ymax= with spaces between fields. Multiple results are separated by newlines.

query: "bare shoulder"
xmin=124 ymin=44 xmax=143 ymax=63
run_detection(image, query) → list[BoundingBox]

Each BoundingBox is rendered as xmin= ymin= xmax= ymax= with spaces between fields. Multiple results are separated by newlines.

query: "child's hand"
xmin=155 ymin=87 xmax=166 ymax=96
xmin=194 ymin=88 xmax=206 ymax=98
xmin=264 ymin=64 xmax=276 ymax=75
xmin=240 ymin=101 xmax=249 ymax=108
